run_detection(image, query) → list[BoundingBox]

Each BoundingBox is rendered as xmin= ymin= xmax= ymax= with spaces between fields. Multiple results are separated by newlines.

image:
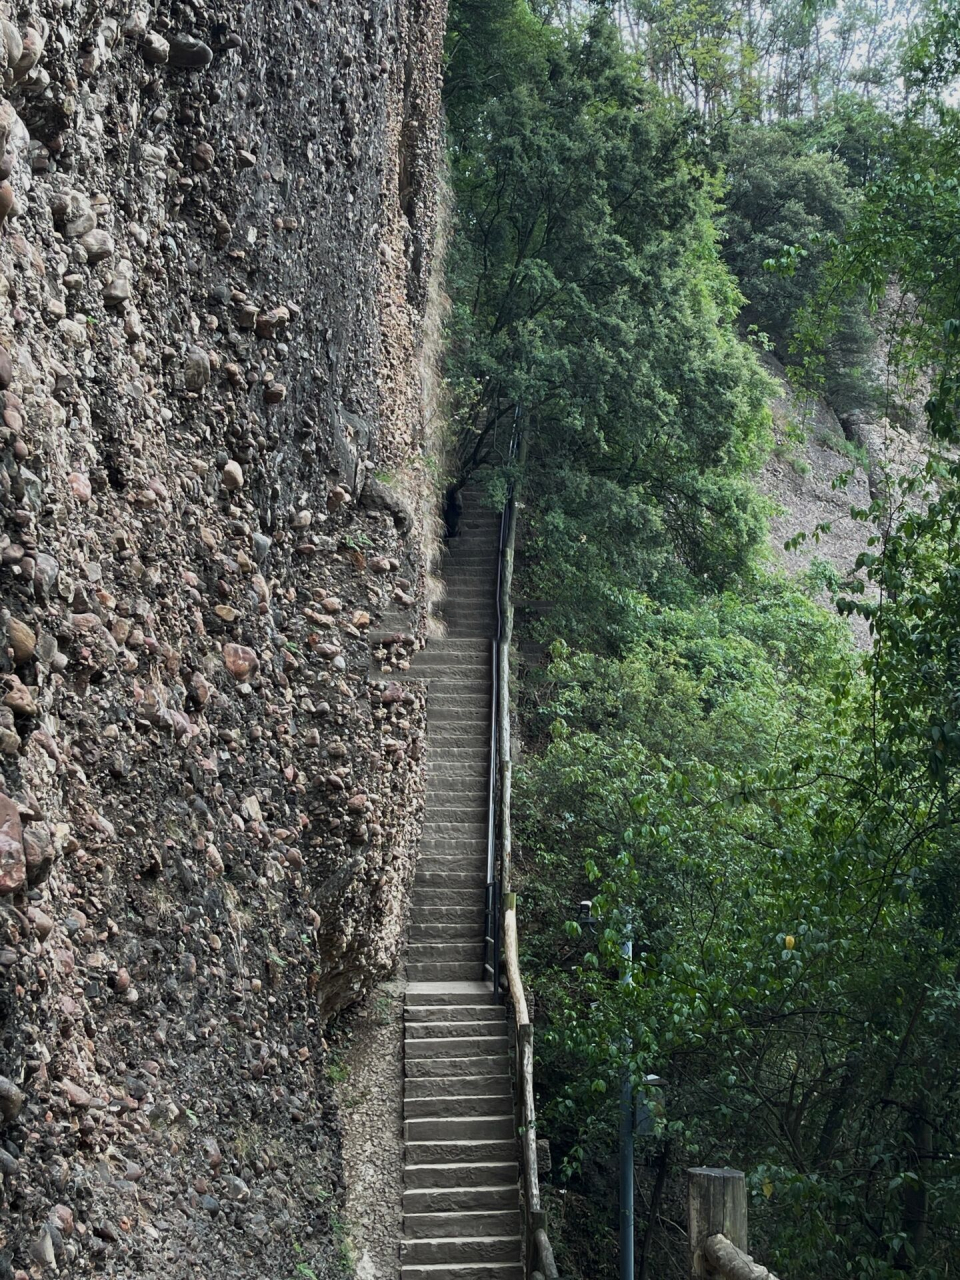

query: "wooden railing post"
xmin=688 ymin=1168 xmax=747 ymax=1279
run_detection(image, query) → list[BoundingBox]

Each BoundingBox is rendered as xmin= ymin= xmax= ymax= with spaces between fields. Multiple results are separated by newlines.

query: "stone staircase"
xmin=401 ymin=495 xmax=522 ymax=1279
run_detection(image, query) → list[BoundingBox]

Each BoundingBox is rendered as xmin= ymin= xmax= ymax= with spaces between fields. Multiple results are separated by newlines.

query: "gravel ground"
xmin=334 ymin=976 xmax=406 ymax=1280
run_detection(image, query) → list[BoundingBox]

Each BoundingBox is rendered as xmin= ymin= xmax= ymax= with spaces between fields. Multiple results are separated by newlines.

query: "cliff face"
xmin=0 ymin=0 xmax=446 ymax=1275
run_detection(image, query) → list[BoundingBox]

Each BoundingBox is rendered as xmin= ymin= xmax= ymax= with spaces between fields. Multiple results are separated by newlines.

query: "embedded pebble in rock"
xmin=167 ymin=33 xmax=214 ymax=68
xmin=0 ymin=1 xmax=445 ymax=1277
xmin=0 ymin=790 xmax=24 ymax=894
xmin=141 ymin=32 xmax=170 ymax=64
xmin=79 ymin=228 xmax=115 ymax=264
xmin=0 ymin=1074 xmax=24 ymax=1121
xmin=5 ymin=615 xmax=35 ymax=662
xmin=222 ymin=642 xmax=259 ymax=680
xmin=221 ymin=459 xmax=243 ymax=490
xmin=67 ymin=471 xmax=92 ymax=501
xmin=183 ymin=345 xmax=211 ymax=391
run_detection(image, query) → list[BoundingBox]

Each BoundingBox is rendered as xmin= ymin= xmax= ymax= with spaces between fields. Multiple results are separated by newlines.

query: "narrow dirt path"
xmin=336 ymin=978 xmax=406 ymax=1279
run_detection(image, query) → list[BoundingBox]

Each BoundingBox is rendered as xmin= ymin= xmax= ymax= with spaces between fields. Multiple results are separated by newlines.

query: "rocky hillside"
xmin=0 ymin=0 xmax=447 ymax=1275
xmin=759 ymin=352 xmax=929 ymax=646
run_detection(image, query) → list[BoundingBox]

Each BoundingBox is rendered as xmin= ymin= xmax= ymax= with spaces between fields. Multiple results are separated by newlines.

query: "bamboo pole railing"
xmin=492 ymin=428 xmax=558 ymax=1279
xmin=490 ymin=443 xmax=780 ymax=1280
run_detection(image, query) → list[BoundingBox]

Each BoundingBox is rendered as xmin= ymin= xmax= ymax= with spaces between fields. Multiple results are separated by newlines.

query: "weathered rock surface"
xmin=0 ymin=0 xmax=447 ymax=1274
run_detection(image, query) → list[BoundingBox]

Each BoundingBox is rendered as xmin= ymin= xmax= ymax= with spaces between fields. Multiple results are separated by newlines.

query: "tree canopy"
xmin=442 ymin=0 xmax=960 ymax=1274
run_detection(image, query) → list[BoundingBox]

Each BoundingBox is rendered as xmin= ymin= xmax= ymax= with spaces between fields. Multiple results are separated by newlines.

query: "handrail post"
xmin=688 ymin=1168 xmax=748 ymax=1279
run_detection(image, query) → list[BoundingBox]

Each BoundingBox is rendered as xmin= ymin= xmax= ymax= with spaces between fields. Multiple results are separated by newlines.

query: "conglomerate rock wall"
xmin=0 ymin=0 xmax=447 ymax=1274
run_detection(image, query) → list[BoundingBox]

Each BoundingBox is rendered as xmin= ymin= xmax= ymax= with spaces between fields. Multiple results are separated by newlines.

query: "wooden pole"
xmin=502 ymin=894 xmax=529 ymax=1025
xmin=688 ymin=1168 xmax=748 ymax=1279
xmin=498 ymin=431 xmax=525 ymax=895
xmin=704 ymin=1235 xmax=780 ymax=1280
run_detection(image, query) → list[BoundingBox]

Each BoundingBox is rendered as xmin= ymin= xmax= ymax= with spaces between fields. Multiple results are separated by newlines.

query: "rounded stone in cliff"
xmin=167 ymin=33 xmax=214 ymax=68
xmin=79 ymin=229 xmax=115 ymax=264
xmin=14 ymin=26 xmax=46 ymax=81
xmin=0 ymin=346 xmax=12 ymax=388
xmin=102 ymin=275 xmax=131 ymax=306
xmin=68 ymin=471 xmax=92 ymax=502
xmin=0 ymin=183 xmax=14 ymax=228
xmin=184 ymin=346 xmax=211 ymax=392
xmin=192 ymin=141 xmax=215 ymax=173
xmin=222 ymin=642 xmax=258 ymax=680
xmin=141 ymin=32 xmax=170 ymax=64
xmin=1 ymin=20 xmax=23 ymax=72
xmin=221 ymin=460 xmax=243 ymax=491
xmin=6 ymin=615 xmax=35 ymax=663
xmin=0 ymin=1074 xmax=24 ymax=1121
xmin=23 ymin=822 xmax=54 ymax=884
xmin=0 ymin=791 xmax=25 ymax=896
xmin=3 ymin=674 xmax=36 ymax=716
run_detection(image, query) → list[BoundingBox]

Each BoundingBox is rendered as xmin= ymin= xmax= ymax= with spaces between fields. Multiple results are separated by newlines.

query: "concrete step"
xmin=402 ymin=1185 xmax=520 ymax=1213
xmin=416 ymin=659 xmax=491 ymax=673
xmin=405 ymin=1003 xmax=504 ymax=1023
xmin=438 ymin=628 xmax=495 ymax=638
xmin=411 ymin=892 xmax=487 ymax=912
xmin=426 ymin=691 xmax=490 ymax=703
xmin=420 ymin=801 xmax=488 ymax=815
xmin=405 ymin=1035 xmax=508 ymax=1060
xmin=406 ymin=948 xmax=487 ymax=973
xmin=409 ymin=922 xmax=486 ymax=943
xmin=405 ymin=982 xmax=496 ymax=1005
xmin=419 ymin=827 xmax=488 ymax=839
xmin=404 ymin=1139 xmax=518 ymax=1166
xmin=423 ymin=749 xmax=489 ymax=762
xmin=406 ymin=962 xmax=485 ymax=982
xmin=427 ymin=714 xmax=490 ymax=729
xmin=401 ymin=1240 xmax=521 ymax=1268
xmin=425 ymin=780 xmax=489 ymax=795
xmin=417 ymin=844 xmax=488 ymax=858
xmin=413 ymin=872 xmax=487 ymax=890
xmin=414 ymin=862 xmax=488 ymax=879
xmin=423 ymin=684 xmax=491 ymax=696
xmin=403 ymin=1161 xmax=518 ymax=1191
xmin=421 ymin=803 xmax=488 ymax=816
xmin=426 ymin=702 xmax=490 ymax=715
xmin=401 ymin=1260 xmax=523 ymax=1279
xmin=419 ymin=824 xmax=489 ymax=838
xmin=404 ymin=1074 xmax=510 ymax=1099
xmin=418 ymin=639 xmax=491 ymax=652
xmin=404 ymin=1115 xmax=515 ymax=1142
xmin=409 ymin=904 xmax=485 ymax=923
xmin=426 ymin=689 xmax=491 ymax=703
xmin=406 ymin=1019 xmax=505 ymax=1041
xmin=404 ymin=1092 xmax=512 ymax=1119
xmin=404 ymin=1090 xmax=512 ymax=1121
xmin=403 ymin=1210 xmax=522 ymax=1241
xmin=405 ymin=1056 xmax=507 ymax=1080
xmin=419 ymin=823 xmax=488 ymax=839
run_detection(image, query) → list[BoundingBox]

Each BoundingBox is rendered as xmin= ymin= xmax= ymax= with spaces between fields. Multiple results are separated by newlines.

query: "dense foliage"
xmin=445 ymin=3 xmax=773 ymax=650
xmin=443 ymin=1 xmax=960 ymax=1276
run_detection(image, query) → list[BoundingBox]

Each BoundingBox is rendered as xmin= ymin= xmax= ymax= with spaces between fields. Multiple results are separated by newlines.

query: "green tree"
xmin=445 ymin=5 xmax=773 ymax=650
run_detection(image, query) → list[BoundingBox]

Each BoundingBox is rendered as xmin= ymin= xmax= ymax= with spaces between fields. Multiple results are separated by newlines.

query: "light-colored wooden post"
xmin=688 ymin=1168 xmax=748 ymax=1278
